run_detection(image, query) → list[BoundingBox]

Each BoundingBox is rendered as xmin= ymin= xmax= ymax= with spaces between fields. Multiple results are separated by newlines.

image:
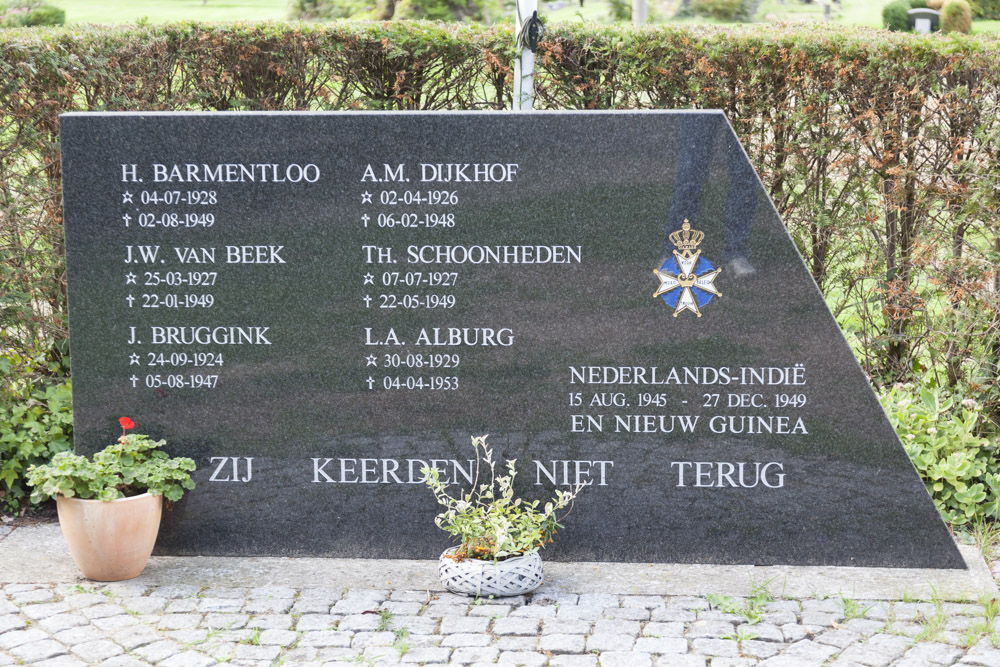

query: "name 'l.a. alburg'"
xmin=365 ymin=326 xmax=514 ymax=347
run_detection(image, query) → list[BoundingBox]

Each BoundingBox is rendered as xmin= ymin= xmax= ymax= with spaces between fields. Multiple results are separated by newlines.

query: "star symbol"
xmin=363 ymin=273 xmax=374 ymax=285
xmin=653 ymin=250 xmax=721 ymax=318
xmin=126 ymin=272 xmax=137 ymax=285
xmin=361 ymin=192 xmax=372 ymax=204
xmin=122 ymin=213 xmax=132 ymax=226
xmin=129 ymin=353 xmax=140 ymax=365
xmin=366 ymin=355 xmax=378 ymax=367
xmin=122 ymin=191 xmax=133 ymax=204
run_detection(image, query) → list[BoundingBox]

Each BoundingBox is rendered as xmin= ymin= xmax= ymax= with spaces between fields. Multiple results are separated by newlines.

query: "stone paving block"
xmin=593 ymin=618 xmax=640 ymax=635
xmin=199 ymin=597 xmax=245 ymax=612
xmin=134 ymin=640 xmax=185 ymax=663
xmin=0 ymin=627 xmax=49 ymax=649
xmin=509 ymin=605 xmax=556 ymax=619
xmin=741 ymin=638 xmax=783 ymax=659
xmin=201 ymin=587 xmax=248 ymax=599
xmin=816 ymin=628 xmax=862 ymax=648
xmin=654 ymin=657 xmax=706 ymax=667
xmin=203 ymin=612 xmax=250 ymax=629
xmin=633 ymin=636 xmax=687 ymax=653
xmin=98 ymin=657 xmax=155 ymax=667
xmin=299 ymin=630 xmax=354 ymax=647
xmin=70 ymin=639 xmax=125 ymax=662
xmin=381 ymin=601 xmax=423 ymax=616
xmin=494 ymin=636 xmax=538 ymax=651
xmin=0 ymin=652 xmax=14 ymax=667
xmin=351 ymin=631 xmax=396 ymax=648
xmin=316 ymin=646 xmax=361 ymax=662
xmin=291 ymin=599 xmax=334 ymax=614
xmin=63 ymin=593 xmax=109 ymax=609
xmin=22 ymin=601 xmax=71 ymax=620
xmin=962 ymin=644 xmax=1000 ymax=666
xmin=337 ymin=614 xmax=382 ymax=632
xmin=390 ymin=615 xmax=439 ymax=634
xmin=496 ymin=650 xmax=547 ymax=666
xmin=258 ymin=627 xmax=298 ymax=645
xmin=441 ymin=616 xmax=490 ymax=633
xmin=160 ymin=651 xmax=216 ymax=667
xmin=297 ymin=614 xmax=336 ymax=631
xmin=586 ymin=632 xmax=636 ymax=652
xmin=249 ymin=585 xmax=296 ymax=599
xmin=92 ymin=613 xmax=139 ymax=632
xmin=802 ymin=599 xmax=843 ymax=613
xmin=451 ymin=646 xmax=500 ymax=663
xmin=622 ymin=595 xmax=666 ymax=609
xmin=903 ymin=641 xmax=962 ymax=663
xmin=53 ymin=625 xmax=106 ymax=646
xmin=10 ymin=587 xmax=55 ymax=604
xmin=599 ymin=652 xmax=652 ymax=667
xmin=783 ymin=638 xmax=840 ymax=662
xmin=0 ymin=600 xmax=17 ymax=615
xmin=332 ymin=598 xmax=383 ymax=615
xmin=762 ymin=611 xmax=798 ymax=625
xmin=643 ymin=621 xmax=684 ymax=637
xmin=781 ymin=622 xmax=815 ymax=642
xmin=247 ymin=613 xmax=294 ymax=629
xmin=165 ymin=627 xmax=209 ymax=644
xmin=423 ymin=603 xmax=470 ymax=618
xmin=33 ymin=656 xmax=89 ymax=667
xmin=399 ymin=646 xmax=451 ymax=662
xmin=711 ymin=659 xmax=757 ymax=667
xmin=669 ymin=597 xmax=709 ymax=611
xmin=37 ymin=612 xmax=89 ymax=633
xmin=555 ymin=605 xmax=605 ymax=621
xmin=493 ymin=617 xmax=541 ymax=635
xmin=759 ymin=657 xmax=827 ymax=667
xmin=530 ymin=592 xmax=579 ymax=605
xmin=112 ymin=624 xmax=161 ymax=650
xmin=283 ymin=646 xmax=319 ymax=661
xmin=441 ymin=632 xmax=491 ymax=647
xmin=159 ymin=612 xmax=202 ymax=630
xmin=602 ymin=607 xmax=650 ymax=621
xmin=800 ymin=611 xmax=838 ymax=626
xmin=538 ymin=633 xmax=586 ymax=653
xmin=542 ymin=618 xmax=591 ymax=635
xmin=0 ymin=615 xmax=26 ymax=633
xmin=122 ymin=597 xmax=168 ymax=614
xmin=234 ymin=643 xmax=282 ymax=660
xmin=844 ymin=618 xmax=887 ymax=637
xmin=740 ymin=622 xmax=783 ymax=643
xmin=165 ymin=599 xmax=198 ymax=613
xmin=686 ymin=619 xmax=735 ymax=638
xmin=9 ymin=638 xmax=68 ymax=662
xmin=244 ymin=597 xmax=294 ymax=614
xmin=81 ymin=603 xmax=127 ymax=620
xmin=468 ymin=604 xmax=511 ymax=618
xmin=548 ymin=655 xmax=597 ymax=667
xmin=148 ymin=585 xmax=201 ymax=599
xmin=690 ymin=637 xmax=739 ymax=657
xmin=650 ymin=608 xmax=697 ymax=623
xmin=99 ymin=583 xmax=147 ymax=599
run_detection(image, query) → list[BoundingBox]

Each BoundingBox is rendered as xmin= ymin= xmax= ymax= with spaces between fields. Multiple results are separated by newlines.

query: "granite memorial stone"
xmin=908 ymin=7 xmax=940 ymax=33
xmin=60 ymin=111 xmax=964 ymax=568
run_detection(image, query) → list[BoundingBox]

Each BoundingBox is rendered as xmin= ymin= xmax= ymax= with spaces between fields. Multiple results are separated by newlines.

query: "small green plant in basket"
xmin=421 ymin=435 xmax=586 ymax=563
xmin=27 ymin=417 xmax=196 ymax=503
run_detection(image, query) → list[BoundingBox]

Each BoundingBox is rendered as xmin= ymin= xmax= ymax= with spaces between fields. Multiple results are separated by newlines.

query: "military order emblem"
xmin=653 ymin=220 xmax=722 ymax=317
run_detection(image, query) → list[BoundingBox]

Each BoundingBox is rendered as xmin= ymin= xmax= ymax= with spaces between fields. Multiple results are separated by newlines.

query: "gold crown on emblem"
xmin=669 ymin=220 xmax=704 ymax=253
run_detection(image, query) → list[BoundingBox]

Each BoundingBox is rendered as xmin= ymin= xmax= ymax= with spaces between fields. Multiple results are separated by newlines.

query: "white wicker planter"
xmin=438 ymin=548 xmax=544 ymax=597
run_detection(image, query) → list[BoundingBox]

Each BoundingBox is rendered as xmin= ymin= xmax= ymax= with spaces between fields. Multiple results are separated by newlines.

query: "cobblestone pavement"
xmin=4 ymin=581 xmax=1000 ymax=667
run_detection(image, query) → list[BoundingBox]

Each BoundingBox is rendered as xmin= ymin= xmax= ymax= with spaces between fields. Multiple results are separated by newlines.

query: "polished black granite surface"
xmin=60 ymin=111 xmax=964 ymax=567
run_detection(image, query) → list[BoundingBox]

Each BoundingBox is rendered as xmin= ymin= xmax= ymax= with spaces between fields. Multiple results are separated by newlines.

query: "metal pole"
xmin=632 ymin=0 xmax=646 ymax=24
xmin=514 ymin=0 xmax=537 ymax=111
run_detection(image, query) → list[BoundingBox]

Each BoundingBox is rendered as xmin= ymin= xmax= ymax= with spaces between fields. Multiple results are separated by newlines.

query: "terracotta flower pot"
xmin=56 ymin=493 xmax=163 ymax=581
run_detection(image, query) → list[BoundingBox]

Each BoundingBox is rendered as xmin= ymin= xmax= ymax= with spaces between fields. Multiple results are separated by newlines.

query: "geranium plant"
xmin=422 ymin=435 xmax=586 ymax=562
xmin=27 ymin=417 xmax=196 ymax=503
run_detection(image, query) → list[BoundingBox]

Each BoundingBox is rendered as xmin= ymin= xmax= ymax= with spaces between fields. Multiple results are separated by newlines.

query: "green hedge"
xmin=2 ymin=22 xmax=999 ymax=512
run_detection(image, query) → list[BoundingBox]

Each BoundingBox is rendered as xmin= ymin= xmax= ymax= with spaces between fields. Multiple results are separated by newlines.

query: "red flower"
xmin=119 ymin=416 xmax=135 ymax=431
